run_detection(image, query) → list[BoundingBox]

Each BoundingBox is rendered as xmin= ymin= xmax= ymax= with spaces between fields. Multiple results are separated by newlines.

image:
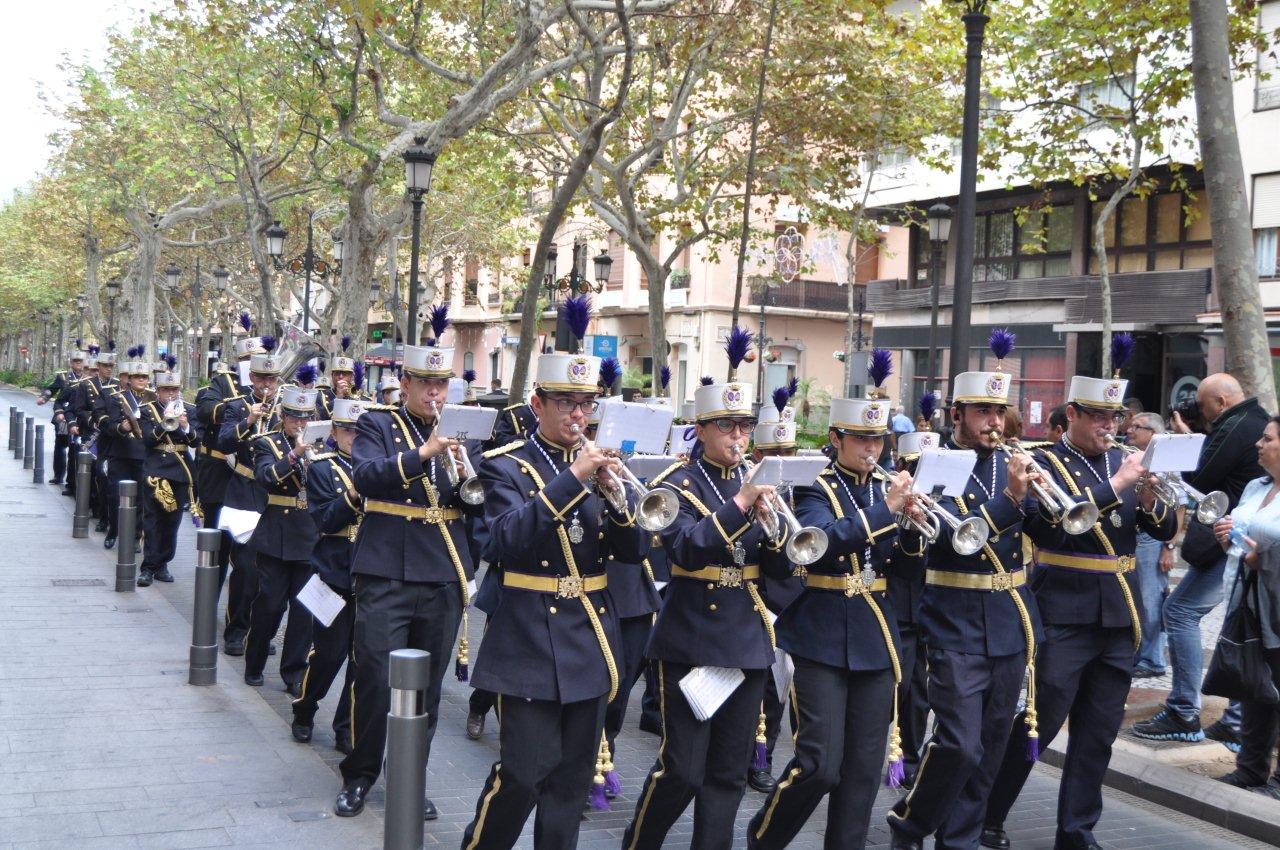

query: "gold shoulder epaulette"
xmin=502 ymin=402 xmax=524 ymax=412
xmin=648 ymin=460 xmax=687 ymax=486
xmin=1019 ymin=440 xmax=1051 ymax=449
xmin=364 ymin=403 xmax=397 ymax=412
xmin=819 ymin=467 xmax=836 ymax=476
xmin=482 ymin=439 xmax=526 ymax=459
xmin=310 ymin=451 xmax=337 ymax=461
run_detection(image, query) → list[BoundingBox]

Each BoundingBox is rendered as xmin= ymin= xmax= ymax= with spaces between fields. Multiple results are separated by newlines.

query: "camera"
xmin=1173 ymin=398 xmax=1200 ymax=424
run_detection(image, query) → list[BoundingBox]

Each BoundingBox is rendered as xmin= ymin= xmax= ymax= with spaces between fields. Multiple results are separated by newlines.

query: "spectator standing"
xmin=1127 ymin=412 xmax=1178 ymax=677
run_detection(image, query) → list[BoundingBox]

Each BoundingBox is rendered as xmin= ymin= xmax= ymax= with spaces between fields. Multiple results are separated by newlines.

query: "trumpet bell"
xmin=460 ymin=477 xmax=485 ymax=506
xmin=1192 ymin=490 xmax=1228 ymax=524
xmin=952 ymin=516 xmax=990 ymax=556
xmin=786 ymin=527 xmax=829 ymax=566
xmin=1061 ymin=501 xmax=1101 ymax=535
xmin=636 ymin=488 xmax=679 ymax=532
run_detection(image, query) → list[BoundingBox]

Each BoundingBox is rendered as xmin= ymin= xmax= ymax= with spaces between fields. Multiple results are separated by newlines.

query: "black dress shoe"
xmin=244 ymin=672 xmax=264 ymax=687
xmin=291 ymin=721 xmax=313 ymax=743
xmin=48 ymin=478 xmax=63 ymax=485
xmin=284 ymin=681 xmax=303 ymax=698
xmin=152 ymin=566 xmax=174 ymax=583
xmin=268 ymin=642 xmax=277 ymax=656
xmin=61 ymin=488 xmax=73 ymax=497
xmin=466 ymin=711 xmax=485 ymax=740
xmin=423 ymin=798 xmax=438 ymax=821
xmin=94 ymin=520 xmax=108 ymax=533
xmin=747 ymin=768 xmax=777 ymax=793
xmin=639 ymin=715 xmax=662 ymax=736
xmin=136 ymin=571 xmax=153 ymax=588
xmin=335 ymin=780 xmax=371 ymax=817
xmin=890 ymin=835 xmax=922 ymax=850
xmin=104 ymin=537 xmax=117 ymax=550
xmin=980 ymin=826 xmax=1011 ymax=850
xmin=224 ymin=639 xmax=245 ymax=657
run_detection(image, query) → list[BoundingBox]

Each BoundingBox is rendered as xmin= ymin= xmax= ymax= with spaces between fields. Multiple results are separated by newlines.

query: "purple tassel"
xmin=752 ymin=741 xmax=769 ymax=772
xmin=1026 ymin=736 xmax=1040 ymax=762
xmin=589 ymin=781 xmax=610 ymax=811
xmin=604 ymin=769 xmax=622 ymax=796
xmin=454 ymin=658 xmax=469 ymax=682
xmin=884 ymin=757 xmax=906 ymax=789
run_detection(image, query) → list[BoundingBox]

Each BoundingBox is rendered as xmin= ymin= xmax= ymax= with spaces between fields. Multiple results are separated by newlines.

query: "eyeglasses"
xmin=1128 ymin=424 xmax=1154 ymax=432
xmin=709 ymin=418 xmax=758 ymax=434
xmin=549 ymin=397 xmax=599 ymax=415
xmin=1077 ymin=408 xmax=1125 ymax=424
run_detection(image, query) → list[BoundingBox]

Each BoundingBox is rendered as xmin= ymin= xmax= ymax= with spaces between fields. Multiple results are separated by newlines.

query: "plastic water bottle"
xmin=1227 ymin=526 xmax=1251 ymax=560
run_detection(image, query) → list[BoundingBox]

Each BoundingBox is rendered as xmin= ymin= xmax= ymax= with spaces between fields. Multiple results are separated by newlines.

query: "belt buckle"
xmin=556 ymin=575 xmax=584 ymax=598
xmin=991 ymin=572 xmax=1014 ymax=592
xmin=718 ymin=566 xmax=743 ymax=588
xmin=295 ymin=492 xmax=308 ymax=510
xmin=1117 ymin=556 xmax=1135 ymax=573
xmin=844 ymin=574 xmax=865 ymax=597
xmin=422 ymin=507 xmax=442 ymax=523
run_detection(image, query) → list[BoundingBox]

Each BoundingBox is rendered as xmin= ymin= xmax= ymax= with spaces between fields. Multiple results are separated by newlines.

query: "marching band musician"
xmin=76 ymin=342 xmax=117 ymax=534
xmin=292 ymin=397 xmax=367 ymax=754
xmin=982 ymin=335 xmax=1175 ymax=850
xmin=137 ymin=370 xmax=198 ymax=587
xmin=377 ymin=371 xmax=401 ymax=406
xmin=336 ymin=303 xmax=479 ymax=821
xmin=887 ymin=331 xmax=1044 ymax=850
xmin=317 ymin=336 xmax=361 ymax=418
xmin=492 ymin=391 xmax=537 ymax=446
xmin=38 ymin=345 xmax=85 ymax=489
xmin=746 ymin=385 xmax=804 ymax=795
xmin=215 ymin=338 xmax=281 ymax=658
xmin=242 ymin=383 xmax=320 ymax=693
xmin=461 ymin=296 xmax=645 ymax=850
xmin=749 ymin=351 xmax=924 ymax=850
xmin=622 ymin=327 xmax=791 ymax=850
xmin=101 ymin=349 xmax=152 ymax=551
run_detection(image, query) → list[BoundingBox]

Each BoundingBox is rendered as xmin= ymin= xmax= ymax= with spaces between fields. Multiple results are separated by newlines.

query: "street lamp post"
xmin=105 ymin=277 xmax=122 ymax=343
xmin=946 ymin=0 xmax=991 ymax=387
xmin=925 ymin=202 xmax=953 ymax=400
xmin=403 ymin=137 xmax=437 ymax=347
xmin=543 ymin=239 xmax=611 ymax=352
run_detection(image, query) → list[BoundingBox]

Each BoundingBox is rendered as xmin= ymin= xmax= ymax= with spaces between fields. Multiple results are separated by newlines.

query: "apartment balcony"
xmin=747 ymin=279 xmax=848 ymax=312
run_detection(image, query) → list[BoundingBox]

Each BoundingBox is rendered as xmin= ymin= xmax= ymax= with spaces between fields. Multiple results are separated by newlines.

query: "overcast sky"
xmin=0 ymin=1 xmax=159 ymax=203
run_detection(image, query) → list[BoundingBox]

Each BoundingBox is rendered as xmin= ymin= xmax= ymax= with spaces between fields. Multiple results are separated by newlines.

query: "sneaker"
xmin=1204 ymin=719 xmax=1243 ymax=753
xmin=1131 ymin=708 xmax=1205 ymax=742
xmin=1132 ymin=665 xmax=1165 ymax=678
xmin=1216 ymin=769 xmax=1264 ymax=789
xmin=1251 ymin=778 xmax=1280 ymax=800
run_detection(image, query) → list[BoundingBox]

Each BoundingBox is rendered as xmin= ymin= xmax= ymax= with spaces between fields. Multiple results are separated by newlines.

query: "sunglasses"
xmin=709 ymin=418 xmax=758 ymax=434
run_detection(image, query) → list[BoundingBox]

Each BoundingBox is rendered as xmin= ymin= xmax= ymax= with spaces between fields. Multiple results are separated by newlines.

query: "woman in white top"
xmin=1212 ymin=414 xmax=1280 ymax=796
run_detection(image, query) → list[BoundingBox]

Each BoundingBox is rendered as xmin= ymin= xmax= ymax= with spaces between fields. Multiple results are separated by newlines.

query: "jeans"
xmin=1164 ymin=555 xmax=1226 ymax=719
xmin=1134 ymin=533 xmax=1168 ymax=672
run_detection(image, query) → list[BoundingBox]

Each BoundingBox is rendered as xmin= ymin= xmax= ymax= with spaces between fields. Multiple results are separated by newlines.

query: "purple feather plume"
xmin=989 ymin=327 xmax=1016 ymax=361
xmin=74 ymin=338 xmax=82 ymax=348
xmin=1111 ymin=332 xmax=1135 ymax=373
xmin=239 ymin=312 xmax=253 ymax=333
xmin=295 ymin=363 xmax=317 ymax=385
xmin=868 ymin=348 xmax=893 ymax=388
xmin=88 ymin=344 xmax=99 ymax=356
xmin=787 ymin=377 xmax=799 ymax=398
xmin=125 ymin=346 xmax=136 ymax=359
xmin=353 ymin=361 xmax=364 ymax=391
xmin=424 ymin=338 xmax=436 ymax=347
xmin=700 ymin=375 xmax=715 ymax=386
xmin=920 ymin=392 xmax=936 ymax=424
xmin=340 ymin=334 xmax=352 ymax=352
xmin=725 ymin=326 xmax=753 ymax=372
xmin=165 ymin=354 xmax=177 ymax=370
xmin=107 ymin=340 xmax=116 ymax=352
xmin=136 ymin=344 xmax=146 ymax=358
xmin=659 ymin=365 xmax=670 ymax=390
xmin=261 ymin=335 xmax=277 ymax=353
xmin=772 ymin=387 xmax=790 ymax=414
xmin=463 ymin=368 xmax=477 ymax=384
xmin=317 ymin=359 xmax=326 ymax=373
xmin=599 ymin=357 xmax=622 ymax=390
xmin=429 ymin=304 xmax=451 ymax=342
xmin=560 ymin=295 xmax=592 ymax=343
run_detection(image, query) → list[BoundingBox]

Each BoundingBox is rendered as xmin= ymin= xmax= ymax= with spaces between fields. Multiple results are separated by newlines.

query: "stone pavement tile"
xmin=0 ymin=811 xmax=104 ymax=843
xmin=96 ymin=802 xmax=237 ymax=836
xmin=11 ymin=838 xmax=140 ymax=850
xmin=133 ymin=828 xmax=234 ymax=849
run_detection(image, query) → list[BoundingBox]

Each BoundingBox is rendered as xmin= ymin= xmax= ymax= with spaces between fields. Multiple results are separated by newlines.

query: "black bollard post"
xmin=32 ymin=424 xmax=45 ymax=484
xmin=72 ymin=451 xmax=93 ymax=538
xmin=383 ymin=648 xmax=430 ymax=850
xmin=8 ymin=407 xmax=16 ymax=452
xmin=22 ymin=416 xmax=34 ymax=469
xmin=115 ymin=480 xmax=138 ymax=592
xmin=190 ymin=529 xmax=222 ymax=685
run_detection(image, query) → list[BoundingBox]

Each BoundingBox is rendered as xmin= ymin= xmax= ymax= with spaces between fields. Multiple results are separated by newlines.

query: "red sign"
xmin=19 ymin=346 xmax=28 ymax=355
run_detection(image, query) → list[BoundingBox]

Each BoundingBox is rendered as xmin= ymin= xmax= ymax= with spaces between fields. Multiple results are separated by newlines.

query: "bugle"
xmin=735 ymin=448 xmax=829 ymax=565
xmin=991 ymin=432 xmax=1099 ymax=534
xmin=1106 ymin=436 xmax=1228 ymax=523
xmin=432 ymin=402 xmax=485 ymax=505
xmin=573 ymin=423 xmax=678 ymax=530
xmin=871 ymin=461 xmax=990 ymax=556
xmin=161 ymin=400 xmax=185 ymax=432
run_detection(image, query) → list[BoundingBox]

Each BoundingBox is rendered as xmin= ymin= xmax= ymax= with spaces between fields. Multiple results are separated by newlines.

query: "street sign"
xmin=586 ymin=334 xmax=617 ymax=359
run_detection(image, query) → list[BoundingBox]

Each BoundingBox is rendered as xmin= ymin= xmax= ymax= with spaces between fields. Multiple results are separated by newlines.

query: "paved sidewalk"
xmin=0 ymin=386 xmax=1270 ymax=848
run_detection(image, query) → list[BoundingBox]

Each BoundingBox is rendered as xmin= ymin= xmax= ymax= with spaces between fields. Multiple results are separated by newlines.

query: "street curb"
xmin=1040 ymin=744 xmax=1280 ymax=846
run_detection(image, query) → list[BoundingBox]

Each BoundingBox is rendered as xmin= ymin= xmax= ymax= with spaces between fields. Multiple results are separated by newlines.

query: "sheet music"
xmin=669 ymin=424 xmax=697 ymax=454
xmin=217 ymin=506 xmax=261 ymax=544
xmin=772 ymin=648 xmax=795 ymax=704
xmin=296 ymin=574 xmax=346 ymax=628
xmin=303 ymin=420 xmax=332 ymax=446
xmin=237 ymin=361 xmax=251 ymax=388
xmin=447 ymin=377 xmax=467 ymax=404
xmin=913 ymin=449 xmax=975 ymax=497
xmin=744 ymin=456 xmax=829 ymax=488
xmin=626 ymin=455 xmax=682 ymax=483
xmin=436 ymin=404 xmax=498 ymax=441
xmin=1142 ymin=433 xmax=1206 ymax=474
xmin=596 ymin=402 xmax=675 ymax=455
xmin=678 ymin=666 xmax=746 ymax=722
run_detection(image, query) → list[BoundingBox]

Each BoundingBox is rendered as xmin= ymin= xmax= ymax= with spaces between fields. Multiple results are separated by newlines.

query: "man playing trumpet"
xmin=137 ymin=369 xmax=198 ymax=586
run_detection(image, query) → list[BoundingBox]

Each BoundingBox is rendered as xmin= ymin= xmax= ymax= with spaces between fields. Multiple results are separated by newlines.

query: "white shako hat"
xmin=314 ymin=364 xmax=332 ymax=389
xmin=695 ymin=325 xmax=756 ymax=422
xmin=403 ymin=302 xmax=456 ymax=379
xmin=121 ymin=345 xmax=149 ymax=377
xmin=152 ymin=360 xmax=167 ymax=373
xmin=378 ymin=373 xmax=401 ymax=392
xmin=754 ymin=385 xmax=797 ymax=448
xmin=154 ymin=371 xmax=182 ymax=388
xmin=1068 ymin=331 xmax=1134 ymax=412
xmin=331 ymin=334 xmax=356 ymax=373
xmin=331 ymin=398 xmax=370 ymax=425
xmin=249 ymin=336 xmax=282 ymax=376
xmin=279 ymin=385 xmax=318 ymax=418
xmin=952 ymin=328 xmax=1015 ymax=406
xmin=535 ymin=295 xmax=601 ymax=393
xmin=829 ymin=347 xmax=894 ymax=436
xmin=97 ymin=343 xmax=118 ymax=366
xmin=897 ymin=431 xmax=940 ymax=458
xmin=232 ymin=312 xmax=264 ymax=360
xmin=69 ymin=348 xmax=86 ymax=361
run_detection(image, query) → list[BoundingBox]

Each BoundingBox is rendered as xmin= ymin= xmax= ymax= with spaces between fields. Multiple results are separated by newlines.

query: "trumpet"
xmin=161 ymin=400 xmax=185 ymax=432
xmin=871 ymin=461 xmax=991 ymax=556
xmin=1106 ymin=436 xmax=1228 ymax=523
xmin=735 ymin=448 xmax=829 ymax=565
xmin=572 ymin=424 xmax=679 ymax=531
xmin=431 ymin=402 xmax=485 ymax=506
xmin=991 ymin=431 xmax=1099 ymax=535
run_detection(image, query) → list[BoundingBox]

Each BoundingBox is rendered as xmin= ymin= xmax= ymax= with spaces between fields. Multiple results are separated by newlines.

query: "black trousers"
xmin=749 ymin=659 xmax=895 ymax=850
xmin=888 ymin=649 xmax=1025 ymax=850
xmin=105 ymin=457 xmax=142 ymax=538
xmin=243 ymin=554 xmax=313 ymax=685
xmin=292 ymin=585 xmax=355 ymax=742
xmin=639 ymin=661 xmax=662 ymax=732
xmin=984 ymin=625 xmax=1131 ymax=850
xmin=141 ymin=481 xmax=186 ymax=572
xmin=225 ymin=539 xmax=258 ymax=644
xmin=1236 ymin=648 xmax=1280 ymax=784
xmin=52 ymin=430 xmax=69 ymax=482
xmin=461 ymin=694 xmax=607 ymax=850
xmin=92 ymin=454 xmax=109 ymax=519
xmin=470 ymin=687 xmax=497 ymax=717
xmin=604 ymin=614 xmax=653 ymax=755
xmin=339 ymin=576 xmax=462 ymax=786
xmin=623 ymin=661 xmax=767 ymax=850
xmin=896 ymin=620 xmax=930 ymax=779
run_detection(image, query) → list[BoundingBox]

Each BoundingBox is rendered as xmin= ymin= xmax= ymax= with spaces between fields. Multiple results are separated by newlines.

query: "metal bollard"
xmin=32 ymin=425 xmax=44 ymax=483
xmin=23 ymin=416 xmax=34 ymax=469
xmin=8 ymin=407 xmax=16 ymax=452
xmin=383 ymin=648 xmax=430 ymax=850
xmin=72 ymin=452 xmax=93 ymax=538
xmin=115 ymin=480 xmax=139 ymax=592
xmin=16 ymin=415 xmax=27 ymax=462
xmin=189 ymin=529 xmax=222 ymax=685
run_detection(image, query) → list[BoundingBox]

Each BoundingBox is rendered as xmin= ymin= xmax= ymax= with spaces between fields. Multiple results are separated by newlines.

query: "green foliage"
xmin=0 ymin=370 xmax=44 ymax=388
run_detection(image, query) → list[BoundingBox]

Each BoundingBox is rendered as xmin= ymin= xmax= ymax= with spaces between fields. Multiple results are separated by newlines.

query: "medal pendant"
xmin=1110 ymin=512 xmax=1122 ymax=528
xmin=860 ymin=566 xmax=876 ymax=586
xmin=568 ymin=518 xmax=585 ymax=544
xmin=732 ymin=542 xmax=747 ymax=566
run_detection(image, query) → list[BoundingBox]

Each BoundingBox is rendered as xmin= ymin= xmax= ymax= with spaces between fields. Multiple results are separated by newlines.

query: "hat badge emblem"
xmin=774 ymin=425 xmax=788 ymax=441
xmin=722 ymin=384 xmax=745 ymax=410
xmin=862 ymin=404 xmax=885 ymax=425
xmin=986 ymin=373 xmax=1007 ymax=398
xmin=567 ymin=356 xmax=591 ymax=384
xmin=426 ymin=350 xmax=445 ymax=370
xmin=781 ymin=407 xmax=795 ymax=423
xmin=1104 ymin=382 xmax=1122 ymax=403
